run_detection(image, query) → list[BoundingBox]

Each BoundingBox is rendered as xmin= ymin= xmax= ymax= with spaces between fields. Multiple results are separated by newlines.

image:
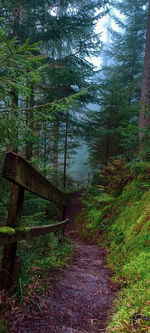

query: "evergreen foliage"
xmin=0 ymin=0 xmax=108 ymax=185
xmin=0 ymin=0 xmax=108 ymax=309
xmin=1 ymin=1 xmax=150 ymax=330
xmin=86 ymin=0 xmax=148 ymax=168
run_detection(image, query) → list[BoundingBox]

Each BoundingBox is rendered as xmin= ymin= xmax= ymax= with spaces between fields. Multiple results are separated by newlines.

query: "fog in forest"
xmin=69 ymin=13 xmax=112 ymax=180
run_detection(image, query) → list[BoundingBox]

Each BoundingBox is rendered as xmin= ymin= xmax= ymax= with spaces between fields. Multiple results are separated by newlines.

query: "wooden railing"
xmin=0 ymin=152 xmax=69 ymax=291
xmin=77 ymin=173 xmax=90 ymax=190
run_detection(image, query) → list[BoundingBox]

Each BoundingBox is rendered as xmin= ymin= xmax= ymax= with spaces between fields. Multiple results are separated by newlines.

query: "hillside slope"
xmin=76 ymin=161 xmax=150 ymax=332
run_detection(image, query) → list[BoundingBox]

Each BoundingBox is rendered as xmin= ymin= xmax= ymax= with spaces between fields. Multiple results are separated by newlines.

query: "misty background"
xmin=69 ymin=13 xmax=113 ymax=181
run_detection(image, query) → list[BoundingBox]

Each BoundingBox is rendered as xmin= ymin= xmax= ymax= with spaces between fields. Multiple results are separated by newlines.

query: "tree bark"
xmin=10 ymin=89 xmax=18 ymax=152
xmin=25 ymin=96 xmax=29 ymax=159
xmin=139 ymin=0 xmax=150 ymax=144
xmin=44 ymin=121 xmax=47 ymax=173
xmin=25 ymin=91 xmax=34 ymax=161
xmin=105 ymin=134 xmax=110 ymax=166
xmin=63 ymin=112 xmax=68 ymax=189
xmin=0 ymin=184 xmax=24 ymax=290
xmin=51 ymin=118 xmax=59 ymax=183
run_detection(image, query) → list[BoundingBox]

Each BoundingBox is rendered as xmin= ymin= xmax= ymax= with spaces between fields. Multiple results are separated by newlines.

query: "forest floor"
xmin=6 ymin=192 xmax=118 ymax=333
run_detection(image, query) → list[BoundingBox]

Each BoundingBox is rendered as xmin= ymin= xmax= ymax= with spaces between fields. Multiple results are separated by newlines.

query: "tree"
xmin=0 ymin=29 xmax=45 ymax=151
xmin=139 ymin=0 xmax=150 ymax=151
xmin=86 ymin=0 xmax=148 ymax=170
xmin=86 ymin=76 xmax=131 ymax=167
xmin=109 ymin=0 xmax=147 ymax=104
xmin=0 ymin=0 xmax=109 ymax=186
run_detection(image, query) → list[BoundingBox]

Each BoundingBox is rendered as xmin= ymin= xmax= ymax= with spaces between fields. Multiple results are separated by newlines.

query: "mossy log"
xmin=0 ymin=219 xmax=69 ymax=246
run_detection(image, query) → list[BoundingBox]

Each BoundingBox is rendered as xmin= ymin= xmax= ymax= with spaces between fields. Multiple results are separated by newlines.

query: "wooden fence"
xmin=0 ymin=152 xmax=69 ymax=291
xmin=77 ymin=173 xmax=90 ymax=190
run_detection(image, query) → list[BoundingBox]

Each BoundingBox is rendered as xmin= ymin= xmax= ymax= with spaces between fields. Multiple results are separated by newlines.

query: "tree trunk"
xmin=63 ymin=112 xmax=68 ymax=189
xmin=25 ymin=96 xmax=29 ymax=159
xmin=105 ymin=134 xmax=110 ymax=166
xmin=10 ymin=89 xmax=18 ymax=152
xmin=139 ymin=0 xmax=150 ymax=144
xmin=44 ymin=121 xmax=47 ymax=174
xmin=9 ymin=3 xmax=21 ymax=152
xmin=13 ymin=2 xmax=21 ymax=38
xmin=51 ymin=118 xmax=59 ymax=183
xmin=25 ymin=91 xmax=34 ymax=160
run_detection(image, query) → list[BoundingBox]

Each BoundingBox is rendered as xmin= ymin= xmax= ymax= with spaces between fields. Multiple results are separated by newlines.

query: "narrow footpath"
xmin=8 ymin=192 xmax=117 ymax=333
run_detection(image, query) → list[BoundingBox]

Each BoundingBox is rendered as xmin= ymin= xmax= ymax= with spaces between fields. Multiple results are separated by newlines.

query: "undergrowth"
xmin=17 ymin=232 xmax=73 ymax=305
xmin=0 ymin=191 xmax=73 ymax=330
xmin=14 ymin=193 xmax=73 ymax=304
xmin=77 ymin=160 xmax=150 ymax=332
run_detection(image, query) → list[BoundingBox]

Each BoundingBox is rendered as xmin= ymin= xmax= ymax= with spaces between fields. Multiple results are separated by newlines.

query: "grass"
xmin=76 ymin=162 xmax=150 ymax=332
xmin=0 ymin=191 xmax=73 ymax=322
xmin=0 ymin=231 xmax=73 ymax=332
xmin=106 ymin=181 xmax=150 ymax=331
xmin=16 ymin=232 xmax=73 ymax=304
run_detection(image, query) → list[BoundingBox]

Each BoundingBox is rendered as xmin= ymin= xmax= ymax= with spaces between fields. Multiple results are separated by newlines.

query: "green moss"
xmin=0 ymin=226 xmax=15 ymax=236
xmin=79 ymin=166 xmax=150 ymax=332
xmin=0 ymin=318 xmax=8 ymax=332
xmin=16 ymin=227 xmax=30 ymax=232
xmin=130 ymin=161 xmax=150 ymax=175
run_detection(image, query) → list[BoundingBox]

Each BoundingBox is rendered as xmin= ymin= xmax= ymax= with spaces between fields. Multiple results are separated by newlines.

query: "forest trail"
xmin=8 ymin=192 xmax=116 ymax=333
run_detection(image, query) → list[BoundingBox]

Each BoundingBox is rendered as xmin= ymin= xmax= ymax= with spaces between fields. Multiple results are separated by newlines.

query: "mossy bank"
xmin=77 ymin=160 xmax=150 ymax=332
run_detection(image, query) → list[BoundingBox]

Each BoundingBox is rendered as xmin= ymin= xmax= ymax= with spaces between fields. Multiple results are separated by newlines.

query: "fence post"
xmin=0 ymin=151 xmax=69 ymax=291
xmin=0 ymin=183 xmax=24 ymax=291
xmin=87 ymin=173 xmax=90 ymax=187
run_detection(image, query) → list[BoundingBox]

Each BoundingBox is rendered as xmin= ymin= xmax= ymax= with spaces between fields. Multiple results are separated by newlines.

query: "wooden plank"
xmin=0 ymin=219 xmax=69 ymax=246
xmin=0 ymin=184 xmax=24 ymax=290
xmin=2 ymin=152 xmax=66 ymax=205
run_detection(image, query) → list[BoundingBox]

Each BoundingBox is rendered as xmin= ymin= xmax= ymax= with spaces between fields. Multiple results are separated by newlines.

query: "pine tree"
xmin=0 ymin=0 xmax=109 ymax=185
xmin=86 ymin=0 xmax=148 ymax=169
xmin=86 ymin=76 xmax=131 ymax=167
xmin=139 ymin=0 xmax=150 ymax=153
xmin=109 ymin=0 xmax=147 ymax=104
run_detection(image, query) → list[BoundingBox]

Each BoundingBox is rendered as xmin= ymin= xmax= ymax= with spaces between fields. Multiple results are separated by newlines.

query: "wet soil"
xmin=7 ymin=192 xmax=117 ymax=333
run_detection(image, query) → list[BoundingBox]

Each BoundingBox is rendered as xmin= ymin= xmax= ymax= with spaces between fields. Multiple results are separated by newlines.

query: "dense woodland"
xmin=0 ymin=0 xmax=150 ymax=183
xmin=0 ymin=0 xmax=150 ymax=332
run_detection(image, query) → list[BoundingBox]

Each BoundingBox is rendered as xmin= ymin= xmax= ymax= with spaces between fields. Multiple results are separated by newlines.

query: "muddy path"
xmin=7 ymin=192 xmax=116 ymax=333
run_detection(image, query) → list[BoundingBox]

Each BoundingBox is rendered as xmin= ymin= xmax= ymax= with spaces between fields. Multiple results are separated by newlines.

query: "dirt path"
xmin=7 ymin=192 xmax=116 ymax=333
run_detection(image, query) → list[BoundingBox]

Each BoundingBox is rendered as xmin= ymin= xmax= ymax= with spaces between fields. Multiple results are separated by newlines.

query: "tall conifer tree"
xmin=139 ymin=0 xmax=150 ymax=151
xmin=86 ymin=0 xmax=148 ymax=168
